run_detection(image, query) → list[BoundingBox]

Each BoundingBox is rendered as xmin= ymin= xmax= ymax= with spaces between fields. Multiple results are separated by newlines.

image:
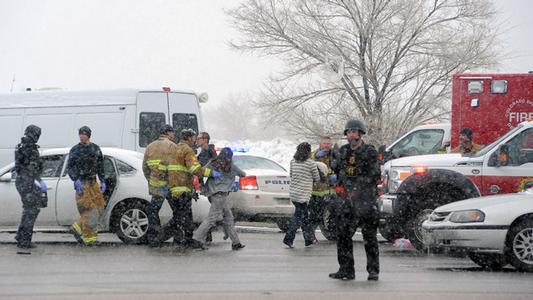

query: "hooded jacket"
xmin=15 ymin=125 xmax=43 ymax=181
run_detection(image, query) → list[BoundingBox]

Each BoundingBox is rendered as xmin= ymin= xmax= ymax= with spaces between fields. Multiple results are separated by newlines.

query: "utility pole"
xmin=10 ymin=74 xmax=15 ymax=93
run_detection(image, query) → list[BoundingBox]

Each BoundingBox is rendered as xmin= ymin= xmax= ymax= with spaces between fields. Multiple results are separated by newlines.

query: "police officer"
xmin=142 ymin=124 xmax=176 ymax=247
xmin=329 ymin=119 xmax=380 ymax=281
xmin=67 ymin=126 xmax=106 ymax=246
xmin=163 ymin=129 xmax=219 ymax=247
xmin=196 ymin=132 xmax=217 ymax=166
xmin=14 ymin=125 xmax=47 ymax=249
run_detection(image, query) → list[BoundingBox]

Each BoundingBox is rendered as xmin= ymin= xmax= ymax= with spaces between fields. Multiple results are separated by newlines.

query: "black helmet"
xmin=159 ymin=124 xmax=174 ymax=135
xmin=180 ymin=128 xmax=197 ymax=140
xmin=344 ymin=119 xmax=366 ymax=135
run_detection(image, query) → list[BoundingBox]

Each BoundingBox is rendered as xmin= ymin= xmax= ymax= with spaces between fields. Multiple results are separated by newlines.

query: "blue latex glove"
xmin=329 ymin=174 xmax=337 ymax=182
xmin=37 ymin=180 xmax=47 ymax=192
xmin=211 ymin=170 xmax=221 ymax=179
xmin=74 ymin=179 xmax=83 ymax=193
xmin=315 ymin=150 xmax=327 ymax=158
xmin=160 ymin=187 xmax=169 ymax=197
xmin=231 ymin=181 xmax=239 ymax=192
xmin=100 ymin=181 xmax=107 ymax=193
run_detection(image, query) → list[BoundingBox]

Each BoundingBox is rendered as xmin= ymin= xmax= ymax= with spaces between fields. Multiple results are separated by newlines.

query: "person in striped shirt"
xmin=283 ymin=142 xmax=320 ymax=248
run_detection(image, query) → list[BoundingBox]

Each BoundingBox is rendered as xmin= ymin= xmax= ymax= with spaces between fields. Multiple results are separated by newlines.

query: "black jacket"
xmin=334 ymin=142 xmax=380 ymax=200
xmin=67 ymin=142 xmax=105 ymax=181
xmin=15 ymin=125 xmax=43 ymax=182
xmin=197 ymin=144 xmax=217 ymax=166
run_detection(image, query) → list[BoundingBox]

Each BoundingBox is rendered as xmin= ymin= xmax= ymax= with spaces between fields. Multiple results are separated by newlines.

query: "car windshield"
xmin=233 ymin=156 xmax=286 ymax=172
xmin=471 ymin=124 xmax=524 ymax=157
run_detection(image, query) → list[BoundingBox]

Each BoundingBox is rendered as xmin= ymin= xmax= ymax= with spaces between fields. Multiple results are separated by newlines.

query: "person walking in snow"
xmin=191 ymin=147 xmax=246 ymax=250
xmin=283 ymin=142 xmax=320 ymax=248
xmin=14 ymin=125 xmax=47 ymax=249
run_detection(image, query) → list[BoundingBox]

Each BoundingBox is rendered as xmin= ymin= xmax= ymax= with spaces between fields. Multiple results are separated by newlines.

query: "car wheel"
xmin=112 ymin=200 xmax=149 ymax=244
xmin=406 ymin=208 xmax=433 ymax=251
xmin=506 ymin=218 xmax=533 ymax=272
xmin=319 ymin=204 xmax=337 ymax=241
xmin=276 ymin=218 xmax=290 ymax=232
xmin=468 ymin=252 xmax=507 ymax=270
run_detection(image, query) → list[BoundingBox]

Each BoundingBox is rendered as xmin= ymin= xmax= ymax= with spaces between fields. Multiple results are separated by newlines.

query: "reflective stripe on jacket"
xmin=168 ymin=141 xmax=212 ymax=197
xmin=142 ymin=136 xmax=176 ymax=196
xmin=311 ymin=149 xmax=335 ymax=196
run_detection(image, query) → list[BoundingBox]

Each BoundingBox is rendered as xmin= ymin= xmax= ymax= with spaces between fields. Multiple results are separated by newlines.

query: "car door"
xmin=482 ymin=128 xmax=533 ymax=195
xmin=55 ymin=155 xmax=117 ymax=226
xmin=0 ymin=154 xmax=65 ymax=226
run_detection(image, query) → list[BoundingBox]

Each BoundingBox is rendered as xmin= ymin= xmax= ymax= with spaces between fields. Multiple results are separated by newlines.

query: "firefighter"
xmin=452 ymin=127 xmax=483 ymax=155
xmin=142 ymin=124 xmax=176 ymax=247
xmin=309 ymin=136 xmax=337 ymax=241
xmin=67 ymin=126 xmax=106 ymax=246
xmin=163 ymin=128 xmax=220 ymax=247
xmin=14 ymin=125 xmax=47 ymax=249
xmin=329 ymin=119 xmax=381 ymax=281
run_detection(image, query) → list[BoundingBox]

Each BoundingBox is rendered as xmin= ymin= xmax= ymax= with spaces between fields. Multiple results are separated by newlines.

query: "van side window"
xmin=172 ymin=113 xmax=198 ymax=138
xmin=139 ymin=112 xmax=166 ymax=147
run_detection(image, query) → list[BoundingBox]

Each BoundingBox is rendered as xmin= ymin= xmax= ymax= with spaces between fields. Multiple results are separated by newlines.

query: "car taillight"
xmin=239 ymin=176 xmax=258 ymax=190
xmin=193 ymin=176 xmax=201 ymax=192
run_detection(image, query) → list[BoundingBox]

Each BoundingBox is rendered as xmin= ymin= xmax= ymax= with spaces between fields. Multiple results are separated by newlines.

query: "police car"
xmin=0 ymin=148 xmax=210 ymax=244
xmin=422 ymin=188 xmax=533 ymax=272
xmin=220 ymin=148 xmax=292 ymax=231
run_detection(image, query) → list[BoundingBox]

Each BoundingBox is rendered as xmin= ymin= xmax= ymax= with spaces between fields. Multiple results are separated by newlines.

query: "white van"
xmin=0 ymin=88 xmax=207 ymax=166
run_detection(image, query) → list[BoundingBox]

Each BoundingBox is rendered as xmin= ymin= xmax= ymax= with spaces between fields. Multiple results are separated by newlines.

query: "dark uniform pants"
xmin=15 ymin=179 xmax=41 ymax=246
xmin=160 ymin=193 xmax=193 ymax=245
xmin=146 ymin=195 xmax=166 ymax=244
xmin=336 ymin=195 xmax=380 ymax=276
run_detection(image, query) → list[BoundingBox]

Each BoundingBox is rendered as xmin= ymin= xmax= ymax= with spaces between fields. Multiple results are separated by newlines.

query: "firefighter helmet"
xmin=180 ymin=128 xmax=197 ymax=140
xmin=343 ymin=119 xmax=366 ymax=135
xmin=159 ymin=124 xmax=175 ymax=135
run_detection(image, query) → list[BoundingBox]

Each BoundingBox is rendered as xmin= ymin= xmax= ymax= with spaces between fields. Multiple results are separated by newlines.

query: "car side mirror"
xmin=498 ymin=144 xmax=510 ymax=167
xmin=0 ymin=172 xmax=12 ymax=182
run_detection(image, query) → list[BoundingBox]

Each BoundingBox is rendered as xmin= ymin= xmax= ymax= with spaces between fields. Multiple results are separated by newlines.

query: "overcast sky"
xmin=0 ymin=0 xmax=532 ymax=106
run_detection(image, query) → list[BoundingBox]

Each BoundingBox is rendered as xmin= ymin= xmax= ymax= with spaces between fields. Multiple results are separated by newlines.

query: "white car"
xmin=422 ymin=188 xmax=533 ymax=272
xmin=0 ymin=148 xmax=210 ymax=244
xmin=228 ymin=154 xmax=292 ymax=230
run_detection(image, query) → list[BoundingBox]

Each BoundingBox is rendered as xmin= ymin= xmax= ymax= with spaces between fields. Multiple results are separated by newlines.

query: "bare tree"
xmin=228 ymin=0 xmax=499 ymax=144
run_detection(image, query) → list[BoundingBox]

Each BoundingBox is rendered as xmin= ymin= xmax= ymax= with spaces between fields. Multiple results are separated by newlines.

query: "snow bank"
xmin=212 ymin=138 xmax=299 ymax=170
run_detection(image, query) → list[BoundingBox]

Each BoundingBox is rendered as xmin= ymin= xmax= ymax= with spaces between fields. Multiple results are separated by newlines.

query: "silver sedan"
xmin=422 ymin=188 xmax=533 ymax=272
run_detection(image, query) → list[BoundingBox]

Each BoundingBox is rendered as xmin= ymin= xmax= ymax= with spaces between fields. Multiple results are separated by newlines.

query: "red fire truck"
xmin=378 ymin=73 xmax=533 ymax=249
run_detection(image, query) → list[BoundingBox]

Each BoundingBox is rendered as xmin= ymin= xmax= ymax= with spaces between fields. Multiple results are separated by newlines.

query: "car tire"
xmin=112 ymin=200 xmax=150 ymax=244
xmin=319 ymin=204 xmax=337 ymax=241
xmin=276 ymin=218 xmax=290 ymax=232
xmin=468 ymin=252 xmax=507 ymax=270
xmin=379 ymin=224 xmax=402 ymax=243
xmin=405 ymin=208 xmax=433 ymax=251
xmin=505 ymin=218 xmax=533 ymax=272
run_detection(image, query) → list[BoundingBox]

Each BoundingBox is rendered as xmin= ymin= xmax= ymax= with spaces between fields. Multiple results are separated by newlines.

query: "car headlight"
xmin=387 ymin=167 xmax=411 ymax=193
xmin=448 ymin=210 xmax=485 ymax=223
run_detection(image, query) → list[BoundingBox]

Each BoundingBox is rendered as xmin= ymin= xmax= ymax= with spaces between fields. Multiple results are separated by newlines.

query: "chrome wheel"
xmin=120 ymin=208 xmax=149 ymax=240
xmin=513 ymin=227 xmax=533 ymax=265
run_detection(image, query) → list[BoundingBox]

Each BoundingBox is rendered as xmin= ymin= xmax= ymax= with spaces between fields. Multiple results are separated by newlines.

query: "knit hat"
xmin=78 ymin=126 xmax=92 ymax=138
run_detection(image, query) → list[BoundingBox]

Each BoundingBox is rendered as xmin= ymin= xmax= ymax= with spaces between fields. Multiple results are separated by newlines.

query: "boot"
xmin=328 ymin=271 xmax=355 ymax=280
